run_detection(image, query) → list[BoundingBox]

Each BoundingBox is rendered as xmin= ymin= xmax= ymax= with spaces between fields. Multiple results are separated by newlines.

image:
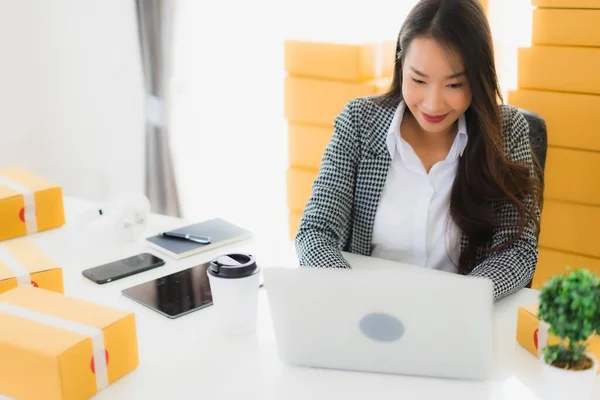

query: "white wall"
xmin=0 ymin=0 xmax=42 ymax=172
xmin=0 ymin=0 xmax=145 ymax=202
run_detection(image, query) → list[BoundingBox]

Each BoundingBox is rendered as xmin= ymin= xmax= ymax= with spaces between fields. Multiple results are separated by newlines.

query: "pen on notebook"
xmin=162 ymin=232 xmax=212 ymax=244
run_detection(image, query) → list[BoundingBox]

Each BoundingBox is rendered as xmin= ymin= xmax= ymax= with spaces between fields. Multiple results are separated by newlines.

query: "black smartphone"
xmin=82 ymin=253 xmax=166 ymax=284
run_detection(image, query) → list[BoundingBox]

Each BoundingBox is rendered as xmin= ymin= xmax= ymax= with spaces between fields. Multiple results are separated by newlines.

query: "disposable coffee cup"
xmin=207 ymin=253 xmax=261 ymax=335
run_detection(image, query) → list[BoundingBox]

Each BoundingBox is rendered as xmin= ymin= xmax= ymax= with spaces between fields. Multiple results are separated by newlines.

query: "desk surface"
xmin=7 ymin=197 xmax=600 ymax=399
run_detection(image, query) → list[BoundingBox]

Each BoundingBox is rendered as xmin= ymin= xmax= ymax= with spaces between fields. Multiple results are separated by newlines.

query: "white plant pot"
xmin=541 ymin=353 xmax=599 ymax=400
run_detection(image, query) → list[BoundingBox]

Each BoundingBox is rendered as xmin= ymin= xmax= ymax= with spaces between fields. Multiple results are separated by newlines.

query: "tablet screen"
xmin=122 ymin=262 xmax=213 ymax=318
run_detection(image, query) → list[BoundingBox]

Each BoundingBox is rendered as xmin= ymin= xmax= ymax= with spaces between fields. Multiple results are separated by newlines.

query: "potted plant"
xmin=537 ymin=268 xmax=600 ymax=399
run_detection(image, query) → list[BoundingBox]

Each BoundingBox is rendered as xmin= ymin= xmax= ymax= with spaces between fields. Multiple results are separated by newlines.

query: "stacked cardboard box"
xmin=508 ymin=0 xmax=600 ymax=288
xmin=284 ymin=40 xmax=395 ymax=239
xmin=511 ymin=0 xmax=600 ymax=369
xmin=0 ymin=286 xmax=139 ymax=399
xmin=0 ymin=168 xmax=140 ymax=399
xmin=0 ymin=168 xmax=66 ymax=295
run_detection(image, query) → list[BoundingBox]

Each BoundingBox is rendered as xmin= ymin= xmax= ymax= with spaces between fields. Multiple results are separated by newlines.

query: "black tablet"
xmin=122 ymin=262 xmax=264 ymax=319
xmin=122 ymin=262 xmax=214 ymax=319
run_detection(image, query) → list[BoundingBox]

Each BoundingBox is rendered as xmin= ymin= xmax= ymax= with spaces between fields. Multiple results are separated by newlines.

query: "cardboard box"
xmin=544 ymin=147 xmax=600 ymax=206
xmin=533 ymin=9 xmax=600 ymax=47
xmin=289 ymin=210 xmax=303 ymax=240
xmin=0 ymin=237 xmax=64 ymax=294
xmin=285 ymin=76 xmax=390 ymax=126
xmin=508 ymin=89 xmax=600 ymax=152
xmin=287 ymin=167 xmax=318 ymax=213
xmin=0 ymin=286 xmax=139 ymax=400
xmin=539 ymin=201 xmax=600 ymax=258
xmin=285 ymin=40 xmax=396 ymax=82
xmin=0 ymin=168 xmax=65 ymax=242
xmin=288 ymin=123 xmax=332 ymax=170
xmin=534 ymin=249 xmax=600 ymax=289
xmin=517 ymin=46 xmax=600 ymax=95
xmin=532 ymin=0 xmax=600 ymax=8
xmin=517 ymin=304 xmax=600 ymax=374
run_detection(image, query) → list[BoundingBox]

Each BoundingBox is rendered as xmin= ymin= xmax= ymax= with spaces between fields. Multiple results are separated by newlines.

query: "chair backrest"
xmin=518 ymin=108 xmax=548 ymax=182
xmin=517 ymin=108 xmax=548 ymax=289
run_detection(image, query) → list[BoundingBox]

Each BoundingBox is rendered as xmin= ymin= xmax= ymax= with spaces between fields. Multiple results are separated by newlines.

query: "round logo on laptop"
xmin=359 ymin=312 xmax=405 ymax=342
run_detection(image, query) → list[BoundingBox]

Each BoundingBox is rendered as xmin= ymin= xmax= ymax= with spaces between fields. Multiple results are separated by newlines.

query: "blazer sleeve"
xmin=294 ymin=100 xmax=362 ymax=269
xmin=468 ymin=107 xmax=541 ymax=301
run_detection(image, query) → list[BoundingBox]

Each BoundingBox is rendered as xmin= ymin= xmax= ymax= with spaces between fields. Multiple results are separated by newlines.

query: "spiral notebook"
xmin=145 ymin=218 xmax=253 ymax=260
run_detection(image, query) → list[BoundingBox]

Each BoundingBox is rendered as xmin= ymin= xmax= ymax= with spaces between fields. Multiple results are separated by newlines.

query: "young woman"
xmin=295 ymin=0 xmax=542 ymax=301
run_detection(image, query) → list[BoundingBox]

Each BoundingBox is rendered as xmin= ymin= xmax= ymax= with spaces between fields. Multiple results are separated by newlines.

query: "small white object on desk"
xmin=71 ymin=192 xmax=151 ymax=250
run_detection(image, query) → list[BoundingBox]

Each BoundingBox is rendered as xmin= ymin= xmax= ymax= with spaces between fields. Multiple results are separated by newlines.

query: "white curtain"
xmin=136 ymin=0 xmax=181 ymax=217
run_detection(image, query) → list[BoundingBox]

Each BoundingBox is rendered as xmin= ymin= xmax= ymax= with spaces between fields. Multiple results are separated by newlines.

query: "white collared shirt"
xmin=370 ymin=101 xmax=468 ymax=273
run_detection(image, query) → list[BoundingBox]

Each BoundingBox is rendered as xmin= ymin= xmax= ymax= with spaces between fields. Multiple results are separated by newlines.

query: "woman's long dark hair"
xmin=377 ymin=0 xmax=542 ymax=274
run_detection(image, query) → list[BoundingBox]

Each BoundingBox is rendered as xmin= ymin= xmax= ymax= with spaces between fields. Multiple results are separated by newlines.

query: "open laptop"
xmin=263 ymin=252 xmax=494 ymax=380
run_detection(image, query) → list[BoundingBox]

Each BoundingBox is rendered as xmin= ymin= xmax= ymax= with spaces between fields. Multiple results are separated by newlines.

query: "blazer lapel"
xmin=352 ymin=99 xmax=397 ymax=256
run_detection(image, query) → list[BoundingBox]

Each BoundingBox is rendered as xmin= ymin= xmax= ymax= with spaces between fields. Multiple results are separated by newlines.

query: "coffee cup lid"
xmin=208 ymin=253 xmax=259 ymax=279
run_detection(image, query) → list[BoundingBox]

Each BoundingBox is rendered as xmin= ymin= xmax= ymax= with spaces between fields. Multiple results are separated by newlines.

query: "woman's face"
xmin=401 ymin=37 xmax=473 ymax=135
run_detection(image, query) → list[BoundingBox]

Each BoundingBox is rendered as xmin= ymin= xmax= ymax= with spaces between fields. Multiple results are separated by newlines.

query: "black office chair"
xmin=518 ymin=108 xmax=548 ymax=289
xmin=519 ymin=108 xmax=548 ymax=184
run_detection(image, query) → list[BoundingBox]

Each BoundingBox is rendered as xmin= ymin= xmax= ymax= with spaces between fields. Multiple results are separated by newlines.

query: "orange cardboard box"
xmin=516 ymin=304 xmax=600 ymax=374
xmin=532 ymin=0 xmax=600 ymax=8
xmin=289 ymin=210 xmax=303 ymax=240
xmin=0 ymin=167 xmax=65 ymax=242
xmin=532 ymin=9 xmax=600 ymax=47
xmin=533 ymin=249 xmax=600 ymax=289
xmin=508 ymin=89 xmax=600 ymax=152
xmin=285 ymin=40 xmax=396 ymax=82
xmin=543 ymin=147 xmax=600 ymax=207
xmin=539 ymin=201 xmax=600 ymax=259
xmin=0 ymin=237 xmax=64 ymax=294
xmin=285 ymin=76 xmax=390 ymax=126
xmin=288 ymin=123 xmax=332 ymax=170
xmin=287 ymin=167 xmax=318 ymax=213
xmin=0 ymin=286 xmax=139 ymax=400
xmin=517 ymin=46 xmax=600 ymax=96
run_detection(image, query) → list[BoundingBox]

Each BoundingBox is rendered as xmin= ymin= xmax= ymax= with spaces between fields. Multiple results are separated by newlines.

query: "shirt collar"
xmin=386 ymin=101 xmax=468 ymax=162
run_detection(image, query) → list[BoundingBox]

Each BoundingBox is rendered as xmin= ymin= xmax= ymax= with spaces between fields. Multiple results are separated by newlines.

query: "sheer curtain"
xmin=169 ymin=0 xmax=289 ymax=242
xmin=136 ymin=0 xmax=181 ymax=217
xmin=168 ymin=0 xmax=532 ymax=242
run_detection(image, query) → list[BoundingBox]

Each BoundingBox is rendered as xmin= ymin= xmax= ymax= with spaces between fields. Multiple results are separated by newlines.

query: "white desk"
xmin=10 ymin=197 xmax=600 ymax=399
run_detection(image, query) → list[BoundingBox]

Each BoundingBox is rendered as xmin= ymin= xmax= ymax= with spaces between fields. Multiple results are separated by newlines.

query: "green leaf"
xmin=538 ymin=268 xmax=600 ymax=362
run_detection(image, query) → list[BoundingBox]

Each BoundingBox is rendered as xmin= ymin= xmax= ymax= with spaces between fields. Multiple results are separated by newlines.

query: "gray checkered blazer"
xmin=295 ymin=96 xmax=540 ymax=301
